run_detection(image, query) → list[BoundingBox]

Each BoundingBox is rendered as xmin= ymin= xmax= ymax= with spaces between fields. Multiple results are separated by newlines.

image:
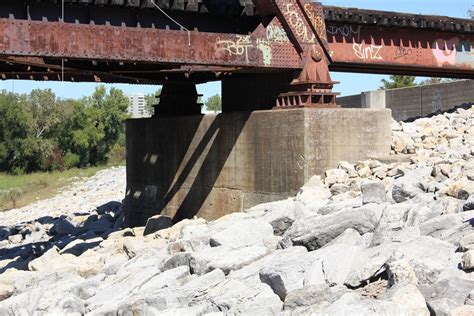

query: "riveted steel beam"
xmin=0 ymin=18 xmax=301 ymax=70
xmin=326 ymin=24 xmax=474 ymax=78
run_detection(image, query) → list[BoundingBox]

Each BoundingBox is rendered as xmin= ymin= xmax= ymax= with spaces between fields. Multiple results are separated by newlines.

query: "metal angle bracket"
xmin=255 ymin=0 xmax=339 ymax=108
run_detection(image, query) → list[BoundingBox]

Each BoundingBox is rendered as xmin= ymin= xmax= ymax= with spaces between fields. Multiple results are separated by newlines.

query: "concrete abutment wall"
xmin=124 ymin=108 xmax=391 ymax=227
xmin=338 ymin=80 xmax=474 ymax=121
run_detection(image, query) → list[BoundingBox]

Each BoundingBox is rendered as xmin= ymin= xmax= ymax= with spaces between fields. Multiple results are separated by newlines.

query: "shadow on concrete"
xmin=171 ymin=113 xmax=251 ymax=222
xmin=124 ymin=112 xmax=251 ymax=226
xmin=124 ymin=115 xmax=203 ymax=226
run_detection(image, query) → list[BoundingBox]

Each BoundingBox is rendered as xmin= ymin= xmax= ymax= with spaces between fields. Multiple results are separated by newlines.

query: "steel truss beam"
xmin=0 ymin=0 xmax=471 ymax=87
xmin=327 ymin=24 xmax=474 ymax=78
xmin=0 ymin=18 xmax=300 ymax=69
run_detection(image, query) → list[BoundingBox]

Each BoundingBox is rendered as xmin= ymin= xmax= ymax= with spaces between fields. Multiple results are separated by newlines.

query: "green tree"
xmin=57 ymin=86 xmax=128 ymax=168
xmin=380 ymin=75 xmax=417 ymax=90
xmin=0 ymin=86 xmax=129 ymax=173
xmin=205 ymin=94 xmax=222 ymax=112
xmin=0 ymin=91 xmax=51 ymax=174
xmin=145 ymin=88 xmax=161 ymax=116
xmin=27 ymin=89 xmax=60 ymax=139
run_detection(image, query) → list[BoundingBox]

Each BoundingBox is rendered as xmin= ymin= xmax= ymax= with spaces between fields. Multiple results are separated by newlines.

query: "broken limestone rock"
xmin=461 ymin=251 xmax=474 ymax=271
xmin=361 ymin=180 xmax=387 ymax=204
xmin=143 ymin=215 xmax=173 ymax=236
xmin=419 ymin=278 xmax=474 ymax=316
xmin=282 ymin=203 xmax=383 ymax=250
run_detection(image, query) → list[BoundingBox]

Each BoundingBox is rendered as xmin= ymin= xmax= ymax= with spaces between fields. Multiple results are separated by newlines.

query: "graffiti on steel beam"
xmin=432 ymin=38 xmax=474 ymax=68
xmin=326 ymin=25 xmax=361 ymax=42
xmin=457 ymin=43 xmax=474 ymax=68
xmin=216 ymin=35 xmax=253 ymax=63
xmin=256 ymin=39 xmax=273 ymax=66
xmin=303 ymin=3 xmax=326 ymax=40
xmin=394 ymin=46 xmax=413 ymax=60
xmin=216 ymin=35 xmax=273 ymax=66
xmin=266 ymin=25 xmax=290 ymax=42
xmin=432 ymin=39 xmax=457 ymax=67
xmin=353 ymin=43 xmax=383 ymax=60
xmin=283 ymin=3 xmax=316 ymax=43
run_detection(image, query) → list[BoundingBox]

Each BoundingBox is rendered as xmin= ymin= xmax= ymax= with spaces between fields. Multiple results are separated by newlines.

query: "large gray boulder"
xmin=104 ymin=268 xmax=226 ymax=314
xmin=245 ymin=199 xmax=311 ymax=236
xmin=283 ymin=285 xmax=349 ymax=314
xmin=318 ymin=197 xmax=362 ymax=216
xmin=258 ymin=247 xmax=311 ymax=300
xmin=386 ymin=259 xmax=419 ymax=287
xmin=370 ymin=226 xmax=421 ymax=248
xmin=459 ymin=233 xmax=474 ymax=251
xmin=391 ymin=236 xmax=456 ymax=284
xmin=295 ymin=175 xmax=331 ymax=206
xmin=405 ymin=198 xmax=446 ymax=227
xmin=419 ymin=278 xmax=474 ymax=316
xmin=143 ymin=215 xmax=173 ymax=236
xmin=194 ymin=277 xmax=283 ymax=315
xmin=391 ymin=168 xmax=430 ymax=203
xmin=167 ymin=238 xmax=209 ymax=255
xmin=0 ymin=227 xmax=10 ymax=240
xmin=323 ymin=292 xmax=404 ymax=315
xmin=207 ymin=217 xmax=279 ymax=250
xmin=361 ymin=180 xmax=387 ymax=204
xmin=52 ymin=218 xmax=78 ymax=235
xmin=122 ymin=236 xmax=168 ymax=259
xmin=282 ymin=203 xmax=384 ymax=250
xmin=0 ymin=271 xmax=87 ymax=315
xmin=86 ymin=258 xmax=187 ymax=313
xmin=228 ymin=246 xmax=311 ymax=285
xmin=419 ymin=210 xmax=474 ymax=245
xmin=461 ymin=251 xmax=474 ymax=271
xmin=382 ymin=282 xmax=430 ymax=316
xmin=189 ymin=245 xmax=270 ymax=275
xmin=463 ymin=194 xmax=474 ymax=211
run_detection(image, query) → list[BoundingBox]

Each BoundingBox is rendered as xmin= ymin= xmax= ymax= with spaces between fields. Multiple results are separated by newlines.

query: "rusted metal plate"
xmin=0 ymin=19 xmax=301 ymax=69
xmin=326 ymin=23 xmax=474 ymax=76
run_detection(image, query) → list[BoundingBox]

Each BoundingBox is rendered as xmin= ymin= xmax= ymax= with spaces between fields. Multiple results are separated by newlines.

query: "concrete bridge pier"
xmin=123 ymin=100 xmax=392 ymax=227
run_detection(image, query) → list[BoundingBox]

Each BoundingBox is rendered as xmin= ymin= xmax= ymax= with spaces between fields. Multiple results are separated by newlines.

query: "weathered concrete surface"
xmin=338 ymin=80 xmax=474 ymax=121
xmin=124 ymin=108 xmax=391 ymax=227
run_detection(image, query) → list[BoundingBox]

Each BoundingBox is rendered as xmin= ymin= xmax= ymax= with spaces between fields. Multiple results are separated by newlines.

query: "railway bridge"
xmin=0 ymin=0 xmax=472 ymax=225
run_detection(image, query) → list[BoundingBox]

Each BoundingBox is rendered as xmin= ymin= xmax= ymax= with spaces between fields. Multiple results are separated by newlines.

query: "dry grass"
xmin=0 ymin=162 xmax=124 ymax=211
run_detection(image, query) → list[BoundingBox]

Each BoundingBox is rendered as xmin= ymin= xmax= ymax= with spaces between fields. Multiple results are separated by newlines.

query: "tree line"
xmin=0 ymin=86 xmax=128 ymax=174
xmin=380 ymin=76 xmax=458 ymax=90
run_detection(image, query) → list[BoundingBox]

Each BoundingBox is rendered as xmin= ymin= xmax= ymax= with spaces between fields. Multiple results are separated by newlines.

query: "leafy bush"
xmin=108 ymin=145 xmax=126 ymax=166
xmin=63 ymin=152 xmax=81 ymax=170
xmin=0 ymin=86 xmax=128 ymax=174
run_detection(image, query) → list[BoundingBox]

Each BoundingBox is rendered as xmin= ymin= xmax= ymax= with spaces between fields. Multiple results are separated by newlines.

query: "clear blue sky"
xmin=0 ymin=0 xmax=471 ymax=99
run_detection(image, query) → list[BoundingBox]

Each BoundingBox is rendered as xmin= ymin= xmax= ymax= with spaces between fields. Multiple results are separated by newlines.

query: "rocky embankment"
xmin=1 ymin=108 xmax=474 ymax=315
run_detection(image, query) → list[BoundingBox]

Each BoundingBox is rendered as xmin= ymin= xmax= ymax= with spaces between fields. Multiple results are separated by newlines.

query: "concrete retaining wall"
xmin=124 ymin=108 xmax=391 ymax=227
xmin=337 ymin=80 xmax=474 ymax=121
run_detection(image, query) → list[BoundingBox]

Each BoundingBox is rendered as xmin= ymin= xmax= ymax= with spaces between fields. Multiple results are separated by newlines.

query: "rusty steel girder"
xmin=327 ymin=24 xmax=474 ymax=78
xmin=0 ymin=0 xmax=471 ymax=109
xmin=0 ymin=19 xmax=300 ymax=69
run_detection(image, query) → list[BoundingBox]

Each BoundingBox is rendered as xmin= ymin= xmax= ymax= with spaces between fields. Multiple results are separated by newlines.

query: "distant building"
xmin=127 ymin=93 xmax=148 ymax=118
